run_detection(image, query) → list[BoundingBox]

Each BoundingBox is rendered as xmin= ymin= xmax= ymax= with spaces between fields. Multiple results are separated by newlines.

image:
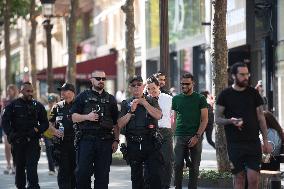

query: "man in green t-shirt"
xmin=172 ymin=73 xmax=208 ymax=189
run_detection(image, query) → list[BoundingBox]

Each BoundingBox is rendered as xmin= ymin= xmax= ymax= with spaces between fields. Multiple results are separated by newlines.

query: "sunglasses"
xmin=130 ymin=83 xmax=143 ymax=87
xmin=180 ymin=83 xmax=192 ymax=86
xmin=93 ymin=77 xmax=106 ymax=81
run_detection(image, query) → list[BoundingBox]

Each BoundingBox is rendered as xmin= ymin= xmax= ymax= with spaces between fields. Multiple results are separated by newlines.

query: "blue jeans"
xmin=174 ymin=136 xmax=202 ymax=189
xmin=75 ymin=135 xmax=112 ymax=189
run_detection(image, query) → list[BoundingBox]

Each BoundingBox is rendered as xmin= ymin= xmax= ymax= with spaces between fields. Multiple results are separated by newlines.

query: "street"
xmin=0 ymin=138 xmax=217 ymax=189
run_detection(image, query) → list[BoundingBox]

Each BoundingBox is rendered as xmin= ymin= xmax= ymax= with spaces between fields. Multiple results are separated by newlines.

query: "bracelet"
xmin=127 ymin=109 xmax=135 ymax=114
xmin=113 ymin=139 xmax=120 ymax=143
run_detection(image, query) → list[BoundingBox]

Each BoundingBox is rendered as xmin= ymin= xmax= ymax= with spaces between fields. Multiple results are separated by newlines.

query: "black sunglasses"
xmin=130 ymin=83 xmax=143 ymax=87
xmin=93 ymin=77 xmax=106 ymax=81
xmin=180 ymin=82 xmax=191 ymax=86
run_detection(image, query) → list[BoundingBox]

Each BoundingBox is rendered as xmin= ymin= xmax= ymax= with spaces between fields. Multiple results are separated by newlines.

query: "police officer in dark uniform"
xmin=71 ymin=70 xmax=119 ymax=189
xmin=1 ymin=82 xmax=49 ymax=189
xmin=49 ymin=83 xmax=76 ymax=189
xmin=118 ymin=75 xmax=163 ymax=189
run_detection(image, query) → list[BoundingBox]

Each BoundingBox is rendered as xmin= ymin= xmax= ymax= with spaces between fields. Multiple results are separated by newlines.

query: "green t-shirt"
xmin=172 ymin=92 xmax=207 ymax=136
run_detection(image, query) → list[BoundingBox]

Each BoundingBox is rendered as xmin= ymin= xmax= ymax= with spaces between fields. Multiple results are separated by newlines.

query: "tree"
xmin=66 ymin=0 xmax=78 ymax=86
xmin=211 ymin=0 xmax=230 ymax=172
xmin=29 ymin=0 xmax=39 ymax=98
xmin=0 ymin=0 xmax=30 ymax=87
xmin=121 ymin=0 xmax=135 ymax=80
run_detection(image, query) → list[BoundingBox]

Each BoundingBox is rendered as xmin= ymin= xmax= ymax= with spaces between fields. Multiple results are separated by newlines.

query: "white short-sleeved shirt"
xmin=158 ymin=93 xmax=173 ymax=128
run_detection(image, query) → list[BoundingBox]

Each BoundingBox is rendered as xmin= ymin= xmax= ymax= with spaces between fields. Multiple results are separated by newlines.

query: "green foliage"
xmin=112 ymin=152 xmax=123 ymax=160
xmin=198 ymin=169 xmax=232 ymax=180
xmin=0 ymin=0 xmax=31 ymax=23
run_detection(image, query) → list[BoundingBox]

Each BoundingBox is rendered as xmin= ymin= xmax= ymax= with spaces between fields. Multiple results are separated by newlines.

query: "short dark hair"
xmin=154 ymin=71 xmax=166 ymax=78
xmin=146 ymin=76 xmax=159 ymax=86
xmin=230 ymin=62 xmax=248 ymax=75
xmin=21 ymin=81 xmax=32 ymax=90
xmin=182 ymin=72 xmax=194 ymax=80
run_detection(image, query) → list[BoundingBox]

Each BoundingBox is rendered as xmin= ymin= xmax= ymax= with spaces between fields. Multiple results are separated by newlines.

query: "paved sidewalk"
xmin=0 ymin=140 xmax=218 ymax=189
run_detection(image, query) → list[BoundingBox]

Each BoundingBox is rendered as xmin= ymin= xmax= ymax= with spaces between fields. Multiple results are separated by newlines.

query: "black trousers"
xmin=12 ymin=139 xmax=40 ymax=189
xmin=57 ymin=140 xmax=76 ymax=189
xmin=127 ymin=135 xmax=162 ymax=189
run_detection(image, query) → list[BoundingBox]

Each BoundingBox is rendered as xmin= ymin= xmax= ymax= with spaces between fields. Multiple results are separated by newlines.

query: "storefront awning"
xmin=37 ymin=53 xmax=117 ymax=81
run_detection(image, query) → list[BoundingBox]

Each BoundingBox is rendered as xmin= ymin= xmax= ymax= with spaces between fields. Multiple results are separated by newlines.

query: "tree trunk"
xmin=4 ymin=0 xmax=12 ymax=86
xmin=211 ymin=0 xmax=230 ymax=172
xmin=160 ymin=0 xmax=169 ymax=87
xmin=29 ymin=0 xmax=38 ymax=98
xmin=121 ymin=0 xmax=135 ymax=79
xmin=66 ymin=0 xmax=78 ymax=86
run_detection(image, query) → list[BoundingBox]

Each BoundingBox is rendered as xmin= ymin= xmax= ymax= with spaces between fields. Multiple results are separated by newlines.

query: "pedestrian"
xmin=1 ymin=84 xmax=19 ymax=175
xmin=261 ymin=111 xmax=283 ymax=171
xmin=48 ymin=83 xmax=76 ymax=189
xmin=154 ymin=71 xmax=172 ymax=95
xmin=1 ymin=82 xmax=49 ymax=189
xmin=215 ymin=62 xmax=271 ymax=189
xmin=71 ymin=70 xmax=120 ymax=189
xmin=118 ymin=75 xmax=163 ymax=189
xmin=200 ymin=91 xmax=215 ymax=149
xmin=43 ymin=93 xmax=60 ymax=176
xmin=146 ymin=76 xmax=174 ymax=189
xmin=172 ymin=72 xmax=208 ymax=189
xmin=255 ymin=80 xmax=268 ymax=110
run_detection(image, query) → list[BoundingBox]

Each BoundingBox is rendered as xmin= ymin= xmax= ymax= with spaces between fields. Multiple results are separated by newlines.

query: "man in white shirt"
xmin=146 ymin=76 xmax=173 ymax=189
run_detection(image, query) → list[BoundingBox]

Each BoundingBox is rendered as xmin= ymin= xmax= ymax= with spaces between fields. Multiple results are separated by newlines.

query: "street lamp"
xmin=40 ymin=0 xmax=56 ymax=93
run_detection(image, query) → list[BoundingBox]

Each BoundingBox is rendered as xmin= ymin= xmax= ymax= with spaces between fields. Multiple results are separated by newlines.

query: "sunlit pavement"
xmin=0 ymin=137 xmax=219 ymax=189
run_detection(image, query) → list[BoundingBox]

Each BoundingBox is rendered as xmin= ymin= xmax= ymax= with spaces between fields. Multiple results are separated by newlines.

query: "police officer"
xmin=71 ymin=70 xmax=119 ymax=189
xmin=118 ymin=75 xmax=163 ymax=189
xmin=1 ymin=82 xmax=49 ymax=189
xmin=49 ymin=83 xmax=76 ymax=189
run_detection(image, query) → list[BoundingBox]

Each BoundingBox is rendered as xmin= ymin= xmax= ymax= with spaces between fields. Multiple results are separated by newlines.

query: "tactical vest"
xmin=124 ymin=96 xmax=158 ymax=135
xmin=80 ymin=90 xmax=114 ymax=131
xmin=12 ymin=99 xmax=38 ymax=132
xmin=54 ymin=101 xmax=74 ymax=136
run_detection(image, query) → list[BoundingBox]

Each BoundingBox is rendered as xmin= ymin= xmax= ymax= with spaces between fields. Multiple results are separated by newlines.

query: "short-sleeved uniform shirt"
xmin=172 ymin=92 xmax=207 ymax=136
xmin=71 ymin=89 xmax=119 ymax=128
xmin=216 ymin=86 xmax=264 ymax=143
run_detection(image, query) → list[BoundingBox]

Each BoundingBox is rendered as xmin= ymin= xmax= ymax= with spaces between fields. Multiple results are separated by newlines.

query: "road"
xmin=0 ymin=138 xmax=217 ymax=189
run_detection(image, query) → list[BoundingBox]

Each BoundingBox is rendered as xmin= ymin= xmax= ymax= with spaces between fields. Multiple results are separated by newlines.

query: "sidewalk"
xmin=0 ymin=141 xmax=218 ymax=189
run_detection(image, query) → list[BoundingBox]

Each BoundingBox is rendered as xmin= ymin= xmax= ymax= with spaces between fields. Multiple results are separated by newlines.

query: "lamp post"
xmin=40 ymin=0 xmax=55 ymax=93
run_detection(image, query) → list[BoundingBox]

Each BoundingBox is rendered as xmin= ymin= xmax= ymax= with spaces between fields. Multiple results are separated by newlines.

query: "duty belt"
xmin=81 ymin=129 xmax=113 ymax=139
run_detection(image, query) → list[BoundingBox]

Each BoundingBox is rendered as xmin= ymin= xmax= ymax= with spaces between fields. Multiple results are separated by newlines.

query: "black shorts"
xmin=227 ymin=141 xmax=262 ymax=174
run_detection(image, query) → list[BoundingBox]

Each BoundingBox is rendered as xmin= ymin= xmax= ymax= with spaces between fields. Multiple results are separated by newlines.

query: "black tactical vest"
xmin=12 ymin=99 xmax=38 ymax=132
xmin=54 ymin=101 xmax=74 ymax=136
xmin=124 ymin=96 xmax=158 ymax=135
xmin=80 ymin=90 xmax=114 ymax=131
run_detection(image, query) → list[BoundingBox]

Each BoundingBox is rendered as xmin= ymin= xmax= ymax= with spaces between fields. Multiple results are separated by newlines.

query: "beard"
xmin=236 ymin=78 xmax=249 ymax=87
xmin=94 ymin=83 xmax=104 ymax=91
xmin=182 ymin=87 xmax=191 ymax=94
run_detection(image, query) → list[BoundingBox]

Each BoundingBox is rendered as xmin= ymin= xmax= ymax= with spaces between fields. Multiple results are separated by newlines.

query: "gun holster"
xmin=120 ymin=143 xmax=130 ymax=164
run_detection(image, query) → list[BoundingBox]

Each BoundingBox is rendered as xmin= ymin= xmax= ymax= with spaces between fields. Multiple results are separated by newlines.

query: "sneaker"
xmin=3 ymin=167 xmax=11 ymax=175
xmin=48 ymin=171 xmax=56 ymax=176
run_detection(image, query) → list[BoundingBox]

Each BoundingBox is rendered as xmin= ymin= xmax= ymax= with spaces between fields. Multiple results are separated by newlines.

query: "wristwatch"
xmin=128 ymin=109 xmax=135 ymax=114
